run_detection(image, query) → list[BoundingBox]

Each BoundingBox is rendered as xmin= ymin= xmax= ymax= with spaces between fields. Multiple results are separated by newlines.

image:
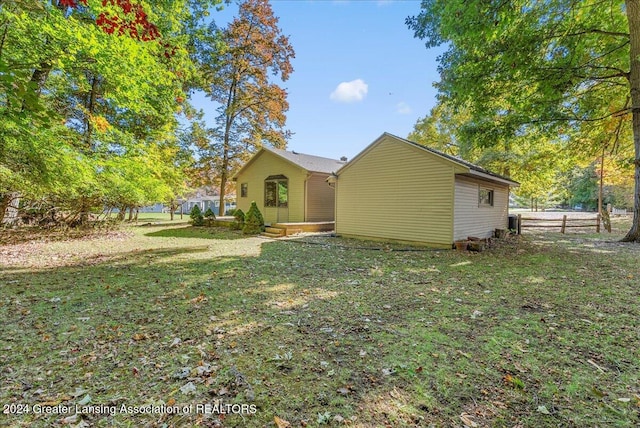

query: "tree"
xmin=408 ymin=101 xmax=470 ymax=157
xmin=407 ymin=0 xmax=640 ymax=242
xmin=564 ymin=165 xmax=599 ymax=211
xmin=0 ymin=0 xmax=221 ymax=224
xmin=242 ymin=201 xmax=264 ymax=234
xmin=190 ymin=204 xmax=204 ymax=226
xmin=408 ymin=100 xmax=569 ymax=210
xmin=198 ymin=0 xmax=295 ymax=216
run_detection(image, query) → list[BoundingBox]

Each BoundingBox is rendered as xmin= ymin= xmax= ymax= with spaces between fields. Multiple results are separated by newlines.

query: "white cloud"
xmin=330 ymin=79 xmax=368 ymax=103
xmin=396 ymin=101 xmax=412 ymax=115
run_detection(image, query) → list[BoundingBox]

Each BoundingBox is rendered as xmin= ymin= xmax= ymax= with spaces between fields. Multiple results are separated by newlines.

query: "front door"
xmin=264 ymin=175 xmax=289 ymax=224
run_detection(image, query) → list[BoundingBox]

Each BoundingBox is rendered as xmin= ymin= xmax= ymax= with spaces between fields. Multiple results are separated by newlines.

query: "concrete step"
xmin=261 ymin=232 xmax=284 ymax=239
xmin=264 ymin=226 xmax=286 ymax=236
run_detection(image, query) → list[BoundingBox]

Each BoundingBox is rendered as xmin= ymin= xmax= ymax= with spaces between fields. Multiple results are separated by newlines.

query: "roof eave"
xmin=464 ymin=170 xmax=520 ymax=187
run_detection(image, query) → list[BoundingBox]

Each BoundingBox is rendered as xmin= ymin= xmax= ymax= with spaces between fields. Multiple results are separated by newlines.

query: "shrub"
xmin=231 ymin=208 xmax=245 ymax=230
xmin=204 ymin=207 xmax=216 ymax=219
xmin=242 ymin=202 xmax=264 ymax=234
xmin=189 ymin=205 xmax=204 ymax=226
xmin=203 ymin=207 xmax=216 ymax=226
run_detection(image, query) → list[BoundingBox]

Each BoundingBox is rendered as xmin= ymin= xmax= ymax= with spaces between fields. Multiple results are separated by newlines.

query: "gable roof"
xmin=234 ymin=146 xmax=346 ymax=179
xmin=266 ymin=147 xmax=346 ymax=173
xmin=337 ymin=132 xmax=519 ymax=187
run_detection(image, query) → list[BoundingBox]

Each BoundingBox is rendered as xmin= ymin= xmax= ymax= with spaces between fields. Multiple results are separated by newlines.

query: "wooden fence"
xmin=611 ymin=207 xmax=629 ymax=216
xmin=518 ymin=214 xmax=601 ymax=234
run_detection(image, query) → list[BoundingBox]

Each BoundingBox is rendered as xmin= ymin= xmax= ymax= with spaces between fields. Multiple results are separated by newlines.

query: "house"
xmin=183 ymin=193 xmax=236 ymax=215
xmin=233 ymin=147 xmax=346 ymax=224
xmin=332 ymin=133 xmax=519 ymax=248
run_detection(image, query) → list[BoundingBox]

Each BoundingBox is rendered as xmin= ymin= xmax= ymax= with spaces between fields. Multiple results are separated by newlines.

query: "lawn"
xmin=1 ymin=219 xmax=639 ymax=427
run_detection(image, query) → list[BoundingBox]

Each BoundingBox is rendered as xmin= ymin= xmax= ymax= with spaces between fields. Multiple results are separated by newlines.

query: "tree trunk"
xmin=84 ymin=75 xmax=99 ymax=150
xmin=218 ymin=73 xmax=239 ymax=217
xmin=21 ymin=61 xmax=51 ymax=111
xmin=79 ymin=196 xmax=89 ymax=225
xmin=598 ymin=146 xmax=605 ymax=216
xmin=219 ymin=165 xmax=228 ymax=217
xmin=0 ymin=193 xmax=10 ymax=223
xmin=218 ymin=107 xmax=233 ymax=217
xmin=622 ymin=0 xmax=640 ymax=242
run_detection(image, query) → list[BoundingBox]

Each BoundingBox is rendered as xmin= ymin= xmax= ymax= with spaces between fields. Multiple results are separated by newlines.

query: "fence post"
xmin=517 ymin=214 xmax=522 ymax=235
xmin=561 ymin=215 xmax=567 ymax=234
xmin=596 ymin=213 xmax=601 ymax=233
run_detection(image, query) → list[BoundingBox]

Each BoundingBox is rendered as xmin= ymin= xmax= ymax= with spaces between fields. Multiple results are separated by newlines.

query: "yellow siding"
xmin=453 ymin=176 xmax=510 ymax=240
xmin=335 ymin=136 xmax=455 ymax=247
xmin=234 ymin=151 xmax=307 ymax=224
xmin=305 ymin=174 xmax=335 ymax=221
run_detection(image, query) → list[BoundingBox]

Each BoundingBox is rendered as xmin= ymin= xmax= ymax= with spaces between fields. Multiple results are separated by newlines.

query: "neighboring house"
xmin=137 ymin=193 xmax=236 ymax=215
xmin=183 ymin=195 xmax=236 ymax=214
xmin=139 ymin=203 xmax=165 ymax=213
xmin=233 ymin=147 xmax=346 ymax=224
xmin=332 ymin=133 xmax=519 ymax=248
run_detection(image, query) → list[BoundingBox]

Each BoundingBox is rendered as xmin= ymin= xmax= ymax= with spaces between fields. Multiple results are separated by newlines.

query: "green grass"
xmin=1 ymin=221 xmax=639 ymax=427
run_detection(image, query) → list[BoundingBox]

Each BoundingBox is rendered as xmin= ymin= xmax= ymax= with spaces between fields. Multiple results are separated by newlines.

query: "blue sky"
xmin=192 ymin=0 xmax=444 ymax=160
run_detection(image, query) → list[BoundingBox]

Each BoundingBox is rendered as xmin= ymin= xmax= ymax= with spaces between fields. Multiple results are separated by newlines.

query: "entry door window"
xmin=265 ymin=175 xmax=288 ymax=208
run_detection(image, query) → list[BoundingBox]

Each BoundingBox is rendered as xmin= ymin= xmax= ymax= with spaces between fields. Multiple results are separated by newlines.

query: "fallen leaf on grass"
xmin=513 ymin=361 xmax=527 ymax=373
xmin=173 ymin=367 xmax=190 ymax=379
xmin=337 ymin=386 xmax=355 ymax=396
xmin=460 ymin=413 xmax=478 ymax=427
xmin=40 ymin=396 xmax=70 ymax=407
xmin=504 ymin=374 xmax=525 ymax=389
xmin=456 ymin=350 xmax=472 ymax=359
xmin=180 ymin=382 xmax=196 ymax=395
xmin=70 ymin=388 xmax=88 ymax=398
xmin=62 ymin=414 xmax=80 ymax=424
xmin=189 ymin=294 xmax=207 ymax=304
xmin=274 ymin=415 xmax=291 ymax=427
xmin=336 ymin=387 xmax=350 ymax=396
xmin=537 ymin=405 xmax=551 ymax=415
xmin=492 ymin=401 xmax=508 ymax=409
xmin=381 ymin=368 xmax=396 ymax=376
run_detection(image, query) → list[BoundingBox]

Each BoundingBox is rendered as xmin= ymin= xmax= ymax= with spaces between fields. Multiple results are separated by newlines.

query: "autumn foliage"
xmin=58 ymin=0 xmax=87 ymax=7
xmin=61 ymin=0 xmax=162 ymax=42
xmin=97 ymin=1 xmax=161 ymax=41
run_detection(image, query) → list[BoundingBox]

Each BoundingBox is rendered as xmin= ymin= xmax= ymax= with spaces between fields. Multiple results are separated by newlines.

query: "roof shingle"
xmin=264 ymin=146 xmax=346 ymax=174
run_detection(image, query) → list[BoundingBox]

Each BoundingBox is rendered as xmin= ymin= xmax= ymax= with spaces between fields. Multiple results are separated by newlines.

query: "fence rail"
xmin=611 ymin=207 xmax=629 ymax=216
xmin=518 ymin=214 xmax=601 ymax=234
